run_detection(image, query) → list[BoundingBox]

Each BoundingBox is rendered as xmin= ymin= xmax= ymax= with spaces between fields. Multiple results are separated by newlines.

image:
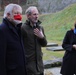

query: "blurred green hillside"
xmin=38 ymin=3 xmax=76 ymax=60
xmin=0 ymin=3 xmax=76 ymax=44
xmin=0 ymin=3 xmax=76 ymax=59
xmin=39 ymin=3 xmax=76 ymax=44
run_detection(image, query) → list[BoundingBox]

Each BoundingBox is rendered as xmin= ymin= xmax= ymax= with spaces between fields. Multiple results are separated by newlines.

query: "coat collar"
xmin=3 ymin=18 xmax=16 ymax=28
xmin=25 ymin=20 xmax=42 ymax=28
xmin=3 ymin=18 xmax=20 ymax=36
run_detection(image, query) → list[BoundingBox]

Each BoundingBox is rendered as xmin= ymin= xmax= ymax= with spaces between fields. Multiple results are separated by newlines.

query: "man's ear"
xmin=26 ymin=14 xmax=30 ymax=18
xmin=7 ymin=13 xmax=10 ymax=17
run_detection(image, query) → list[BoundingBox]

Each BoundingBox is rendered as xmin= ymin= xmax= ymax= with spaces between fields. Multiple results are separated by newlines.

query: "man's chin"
xmin=34 ymin=20 xmax=38 ymax=23
xmin=14 ymin=20 xmax=22 ymax=25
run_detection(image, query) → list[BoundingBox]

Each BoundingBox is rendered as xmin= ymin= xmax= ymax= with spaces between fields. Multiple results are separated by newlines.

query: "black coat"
xmin=60 ymin=30 xmax=76 ymax=75
xmin=0 ymin=18 xmax=27 ymax=75
xmin=21 ymin=20 xmax=47 ymax=74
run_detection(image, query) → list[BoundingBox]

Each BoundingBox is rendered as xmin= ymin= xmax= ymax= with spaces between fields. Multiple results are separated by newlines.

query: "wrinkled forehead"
xmin=31 ymin=8 xmax=39 ymax=14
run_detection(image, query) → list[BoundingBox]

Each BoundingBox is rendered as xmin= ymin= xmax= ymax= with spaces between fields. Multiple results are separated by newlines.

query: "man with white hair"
xmin=22 ymin=6 xmax=47 ymax=75
xmin=0 ymin=3 xmax=27 ymax=75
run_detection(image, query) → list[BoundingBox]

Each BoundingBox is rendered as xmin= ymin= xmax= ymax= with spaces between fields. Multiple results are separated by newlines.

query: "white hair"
xmin=3 ymin=3 xmax=22 ymax=18
xmin=25 ymin=6 xmax=38 ymax=15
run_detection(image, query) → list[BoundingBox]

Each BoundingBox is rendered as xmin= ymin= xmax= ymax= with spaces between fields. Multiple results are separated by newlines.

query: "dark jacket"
xmin=0 ymin=18 xmax=27 ymax=75
xmin=21 ymin=20 xmax=47 ymax=74
xmin=60 ymin=30 xmax=76 ymax=75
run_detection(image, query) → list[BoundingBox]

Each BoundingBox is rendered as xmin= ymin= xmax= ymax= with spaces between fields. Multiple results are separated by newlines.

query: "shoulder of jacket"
xmin=0 ymin=23 xmax=7 ymax=29
xmin=67 ymin=29 xmax=73 ymax=33
xmin=39 ymin=25 xmax=43 ymax=28
xmin=66 ymin=30 xmax=74 ymax=36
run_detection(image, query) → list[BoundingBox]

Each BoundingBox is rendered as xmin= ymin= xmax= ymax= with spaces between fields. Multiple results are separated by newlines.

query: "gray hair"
xmin=25 ymin=6 xmax=38 ymax=15
xmin=3 ymin=3 xmax=22 ymax=18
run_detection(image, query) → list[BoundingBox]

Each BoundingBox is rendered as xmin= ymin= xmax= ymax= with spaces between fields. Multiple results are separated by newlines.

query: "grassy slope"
xmin=22 ymin=3 xmax=76 ymax=60
xmin=39 ymin=3 xmax=76 ymax=60
xmin=39 ymin=3 xmax=76 ymax=44
xmin=0 ymin=3 xmax=76 ymax=60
